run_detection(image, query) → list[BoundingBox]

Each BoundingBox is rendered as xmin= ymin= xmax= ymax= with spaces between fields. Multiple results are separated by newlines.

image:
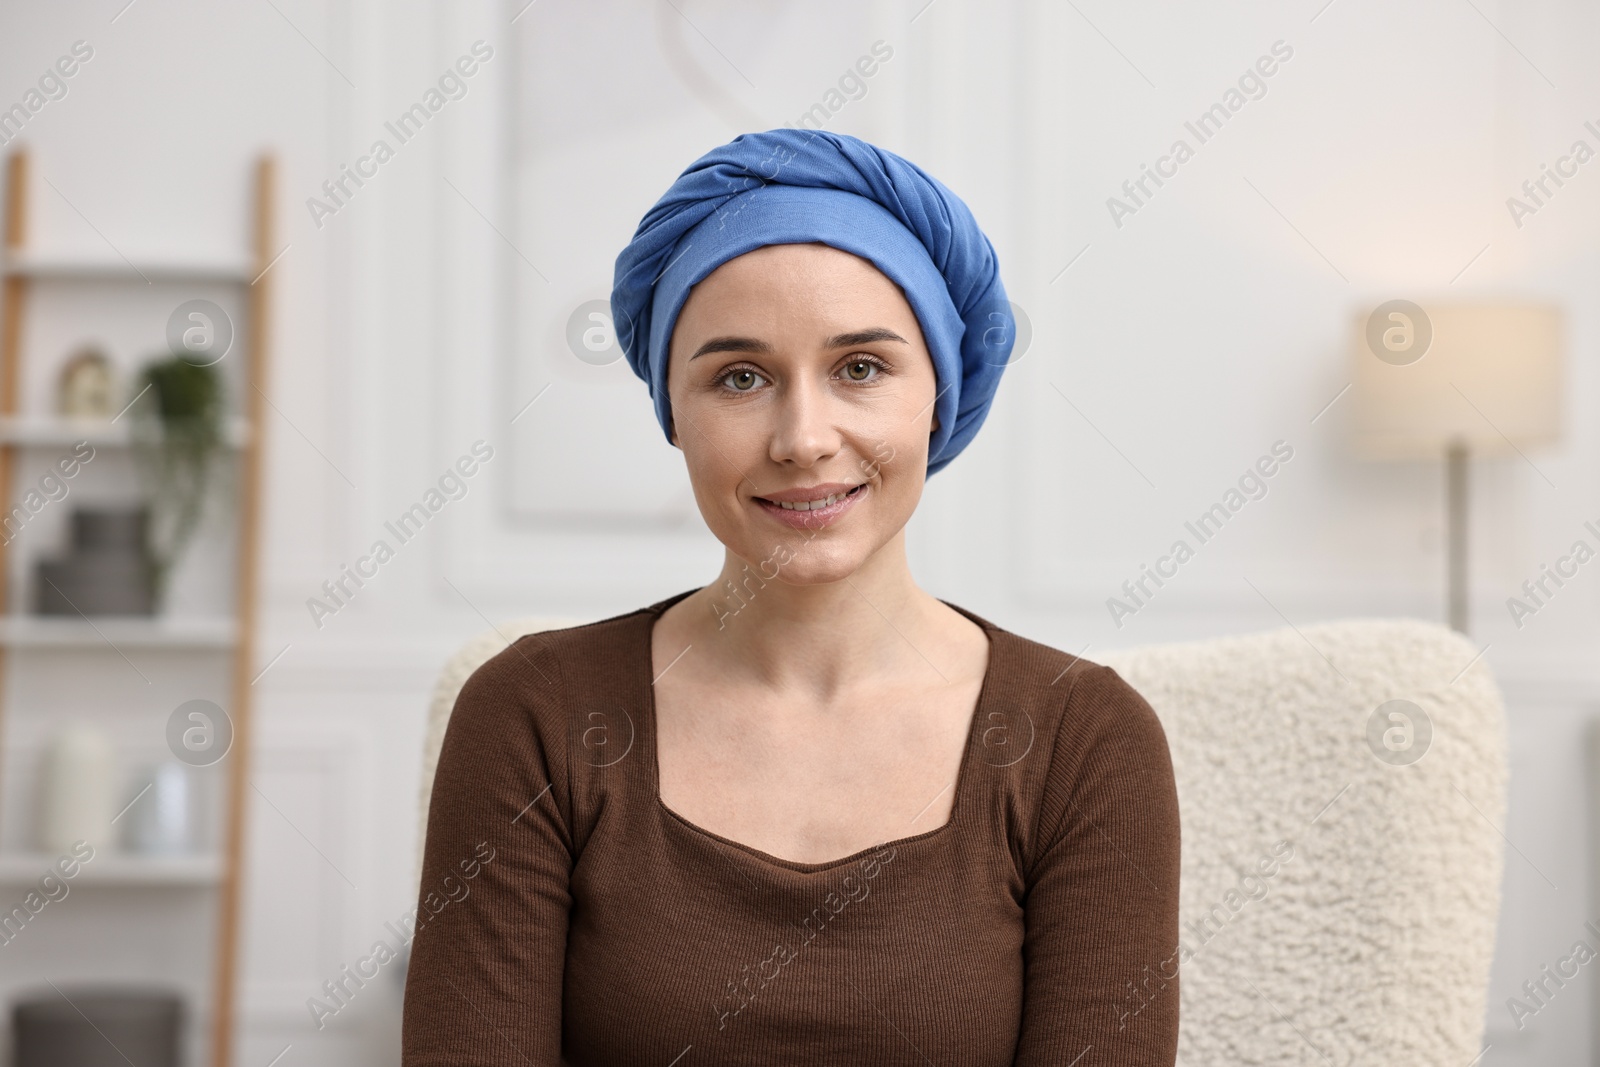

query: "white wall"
xmin=0 ymin=0 xmax=1596 ymax=1063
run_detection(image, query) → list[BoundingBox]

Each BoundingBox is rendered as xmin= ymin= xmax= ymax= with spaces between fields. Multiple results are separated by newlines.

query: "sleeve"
xmin=401 ymin=640 xmax=574 ymax=1067
xmin=1012 ymin=664 xmax=1182 ymax=1067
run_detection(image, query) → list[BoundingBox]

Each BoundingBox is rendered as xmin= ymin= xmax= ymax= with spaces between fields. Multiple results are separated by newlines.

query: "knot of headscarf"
xmin=610 ymin=128 xmax=1014 ymax=476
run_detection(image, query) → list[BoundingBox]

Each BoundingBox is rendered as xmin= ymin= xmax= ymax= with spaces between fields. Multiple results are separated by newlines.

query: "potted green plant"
xmin=129 ymin=353 xmax=228 ymax=606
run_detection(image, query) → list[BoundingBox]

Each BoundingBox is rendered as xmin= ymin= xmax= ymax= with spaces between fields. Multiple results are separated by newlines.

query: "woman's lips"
xmin=752 ymin=483 xmax=867 ymax=528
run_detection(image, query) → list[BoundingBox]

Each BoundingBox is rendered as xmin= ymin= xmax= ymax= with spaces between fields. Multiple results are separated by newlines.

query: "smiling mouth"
xmin=754 ymin=484 xmax=867 ymax=512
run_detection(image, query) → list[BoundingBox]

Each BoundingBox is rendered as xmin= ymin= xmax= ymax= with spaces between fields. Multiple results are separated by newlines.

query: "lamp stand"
xmin=1446 ymin=441 xmax=1469 ymax=633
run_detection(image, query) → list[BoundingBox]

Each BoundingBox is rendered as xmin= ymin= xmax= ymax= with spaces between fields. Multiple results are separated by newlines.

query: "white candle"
xmin=123 ymin=761 xmax=194 ymax=854
xmin=37 ymin=726 xmax=116 ymax=854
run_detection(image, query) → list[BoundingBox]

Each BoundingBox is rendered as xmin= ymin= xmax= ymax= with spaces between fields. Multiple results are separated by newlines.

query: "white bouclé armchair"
xmin=418 ymin=614 xmax=1508 ymax=1065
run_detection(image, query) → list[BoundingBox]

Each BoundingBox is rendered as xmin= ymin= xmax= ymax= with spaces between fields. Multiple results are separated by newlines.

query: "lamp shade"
xmin=1349 ymin=302 xmax=1562 ymax=459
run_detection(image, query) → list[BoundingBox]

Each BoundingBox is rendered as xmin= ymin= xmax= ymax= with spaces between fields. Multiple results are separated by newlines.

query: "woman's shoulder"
xmin=965 ymin=614 xmax=1178 ymax=867
xmin=959 ymin=607 xmax=1170 ymax=761
xmin=456 ymin=601 xmax=656 ymax=708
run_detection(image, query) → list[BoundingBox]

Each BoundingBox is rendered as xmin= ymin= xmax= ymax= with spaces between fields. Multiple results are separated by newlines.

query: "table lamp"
xmin=1350 ymin=301 xmax=1563 ymax=634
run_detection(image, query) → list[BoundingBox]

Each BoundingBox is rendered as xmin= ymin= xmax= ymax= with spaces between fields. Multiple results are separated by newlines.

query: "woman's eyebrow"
xmin=825 ymin=327 xmax=908 ymax=348
xmin=690 ymin=336 xmax=773 ymax=361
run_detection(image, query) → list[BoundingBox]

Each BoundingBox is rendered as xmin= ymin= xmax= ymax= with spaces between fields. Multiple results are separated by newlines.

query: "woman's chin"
xmin=724 ymin=538 xmax=883 ymax=589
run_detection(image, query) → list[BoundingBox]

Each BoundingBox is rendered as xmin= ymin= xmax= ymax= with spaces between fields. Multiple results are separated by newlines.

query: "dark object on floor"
xmin=35 ymin=507 xmax=156 ymax=615
xmin=13 ymin=987 xmax=183 ymax=1067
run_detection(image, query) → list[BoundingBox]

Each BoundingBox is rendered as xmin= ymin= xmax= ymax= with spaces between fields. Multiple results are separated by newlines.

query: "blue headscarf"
xmin=610 ymin=128 xmax=1014 ymax=476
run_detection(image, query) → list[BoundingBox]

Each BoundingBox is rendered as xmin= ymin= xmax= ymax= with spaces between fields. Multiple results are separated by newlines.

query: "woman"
xmin=403 ymin=129 xmax=1180 ymax=1066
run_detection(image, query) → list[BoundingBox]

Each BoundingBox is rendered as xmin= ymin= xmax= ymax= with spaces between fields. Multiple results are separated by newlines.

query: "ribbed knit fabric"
xmin=402 ymin=589 xmax=1181 ymax=1066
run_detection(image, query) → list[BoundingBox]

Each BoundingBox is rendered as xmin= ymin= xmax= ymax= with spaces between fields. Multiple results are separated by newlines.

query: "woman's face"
xmin=666 ymin=242 xmax=938 ymax=585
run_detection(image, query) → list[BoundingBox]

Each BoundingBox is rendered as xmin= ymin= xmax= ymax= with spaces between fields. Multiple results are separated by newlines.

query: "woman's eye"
xmin=843 ymin=360 xmax=878 ymax=381
xmin=722 ymin=368 xmax=765 ymax=392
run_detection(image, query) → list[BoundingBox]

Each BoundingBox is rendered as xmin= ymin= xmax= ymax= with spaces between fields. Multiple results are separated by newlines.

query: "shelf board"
xmin=0 ymin=416 xmax=250 ymax=449
xmin=2 ymin=252 xmax=254 ymax=284
xmin=0 ymin=852 xmax=222 ymax=886
xmin=0 ymin=616 xmax=237 ymax=649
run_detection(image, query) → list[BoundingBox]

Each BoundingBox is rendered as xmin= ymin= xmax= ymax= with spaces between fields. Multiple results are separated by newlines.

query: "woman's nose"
xmin=767 ymin=377 xmax=842 ymax=469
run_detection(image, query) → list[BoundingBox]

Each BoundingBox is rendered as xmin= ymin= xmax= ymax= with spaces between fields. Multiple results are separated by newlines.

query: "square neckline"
xmin=641 ymin=587 xmax=1000 ymax=874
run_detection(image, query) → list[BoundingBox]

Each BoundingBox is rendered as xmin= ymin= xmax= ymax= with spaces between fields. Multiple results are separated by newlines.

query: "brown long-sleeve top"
xmin=402 ymin=589 xmax=1181 ymax=1066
